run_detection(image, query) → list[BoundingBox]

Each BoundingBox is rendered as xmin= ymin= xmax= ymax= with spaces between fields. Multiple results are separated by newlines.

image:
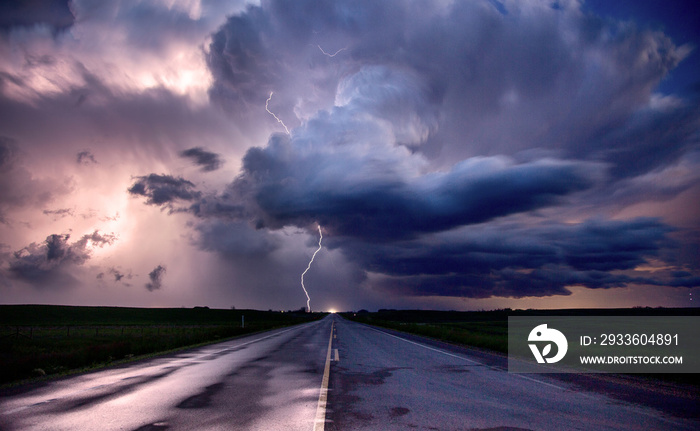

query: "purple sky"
xmin=1 ymin=0 xmax=698 ymax=312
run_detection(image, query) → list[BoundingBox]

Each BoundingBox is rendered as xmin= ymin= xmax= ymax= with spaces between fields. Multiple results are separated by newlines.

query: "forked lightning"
xmin=265 ymin=91 xmax=291 ymax=135
xmin=301 ymin=225 xmax=323 ymax=312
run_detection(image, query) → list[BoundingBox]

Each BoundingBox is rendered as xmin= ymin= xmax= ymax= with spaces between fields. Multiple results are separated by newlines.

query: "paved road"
xmin=1 ymin=315 xmax=697 ymax=430
xmin=328 ymin=317 xmax=697 ymax=430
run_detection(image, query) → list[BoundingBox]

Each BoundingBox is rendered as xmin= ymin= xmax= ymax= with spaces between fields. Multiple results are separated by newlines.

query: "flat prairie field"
xmin=0 ymin=305 xmax=322 ymax=386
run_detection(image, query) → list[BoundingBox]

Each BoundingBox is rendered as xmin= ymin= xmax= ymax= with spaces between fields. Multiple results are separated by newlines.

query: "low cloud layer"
xmin=341 ymin=218 xmax=689 ymax=298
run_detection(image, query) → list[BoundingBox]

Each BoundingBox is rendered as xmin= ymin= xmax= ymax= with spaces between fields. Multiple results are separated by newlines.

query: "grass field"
xmin=342 ymin=308 xmax=700 ymax=354
xmin=342 ymin=309 xmax=511 ymax=353
xmin=0 ymin=305 xmax=323 ymax=386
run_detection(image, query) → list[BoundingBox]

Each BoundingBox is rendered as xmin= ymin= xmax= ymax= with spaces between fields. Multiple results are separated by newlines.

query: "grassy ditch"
xmin=0 ymin=305 xmax=323 ymax=386
xmin=342 ymin=307 xmax=700 ymax=355
xmin=342 ymin=308 xmax=700 ymax=387
xmin=342 ymin=310 xmax=509 ymax=353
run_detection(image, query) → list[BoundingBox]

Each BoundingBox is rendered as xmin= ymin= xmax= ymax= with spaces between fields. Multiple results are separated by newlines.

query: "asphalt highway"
xmin=327 ymin=317 xmax=698 ymax=430
xmin=0 ymin=315 xmax=697 ymax=430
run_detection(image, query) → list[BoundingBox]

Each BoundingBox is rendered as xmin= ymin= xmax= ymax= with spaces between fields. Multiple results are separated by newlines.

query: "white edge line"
xmin=510 ymin=372 xmax=568 ymax=391
xmin=365 ymin=325 xmax=482 ymax=365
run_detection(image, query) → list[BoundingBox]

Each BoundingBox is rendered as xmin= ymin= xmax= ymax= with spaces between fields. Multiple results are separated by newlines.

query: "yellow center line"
xmin=313 ymin=321 xmax=334 ymax=431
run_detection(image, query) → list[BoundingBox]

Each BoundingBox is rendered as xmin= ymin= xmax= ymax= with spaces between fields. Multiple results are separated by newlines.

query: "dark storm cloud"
xmin=207 ymin=0 xmax=695 ymax=175
xmin=118 ymin=0 xmax=698 ymax=304
xmin=346 ymin=218 xmax=695 ymax=298
xmin=201 ymin=62 xmax=601 ymax=240
xmin=205 ymin=6 xmax=274 ymax=112
xmin=193 ymin=220 xmax=280 ymax=257
xmin=180 ymin=147 xmax=223 ymax=172
xmin=128 ymin=174 xmax=201 ymax=206
xmin=137 ymin=65 xmax=604 ymax=241
xmin=601 ymin=151 xmax=700 ymax=207
xmin=238 ymin=145 xmax=601 ymax=240
xmin=669 ymin=275 xmax=700 ymax=288
xmin=76 ymin=150 xmax=97 ymax=165
xmin=86 ymin=0 xmax=696 ymax=304
xmin=0 ymin=0 xmax=75 ymax=34
xmin=6 ymin=231 xmax=117 ymax=286
xmin=581 ymin=99 xmax=700 ymax=180
xmin=145 ymin=264 xmax=166 ymax=292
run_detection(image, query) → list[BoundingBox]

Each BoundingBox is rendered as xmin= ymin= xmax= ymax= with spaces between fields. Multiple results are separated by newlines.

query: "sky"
xmin=0 ymin=0 xmax=698 ymax=312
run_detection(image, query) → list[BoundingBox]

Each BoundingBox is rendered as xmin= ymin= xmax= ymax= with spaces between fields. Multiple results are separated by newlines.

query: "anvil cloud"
xmin=0 ymin=0 xmax=698 ymax=311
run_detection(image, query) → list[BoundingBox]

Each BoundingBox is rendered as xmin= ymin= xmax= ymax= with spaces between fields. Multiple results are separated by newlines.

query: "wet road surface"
xmin=0 ymin=318 xmax=333 ymax=431
xmin=1 ymin=315 xmax=697 ymax=430
xmin=327 ymin=317 xmax=698 ymax=431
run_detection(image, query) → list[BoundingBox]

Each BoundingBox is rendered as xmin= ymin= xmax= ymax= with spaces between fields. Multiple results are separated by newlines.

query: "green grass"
xmin=0 ymin=305 xmax=324 ymax=386
xmin=342 ymin=307 xmax=699 ymax=355
xmin=344 ymin=315 xmax=508 ymax=353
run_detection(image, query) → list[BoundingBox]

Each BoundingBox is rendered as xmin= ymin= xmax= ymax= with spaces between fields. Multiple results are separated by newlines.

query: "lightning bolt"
xmin=265 ymin=92 xmax=290 ymax=135
xmin=301 ymin=225 xmax=323 ymax=312
xmin=317 ymin=44 xmax=347 ymax=57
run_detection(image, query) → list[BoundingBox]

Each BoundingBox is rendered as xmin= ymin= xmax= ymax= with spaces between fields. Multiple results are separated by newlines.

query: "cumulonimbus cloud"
xmin=8 ymin=0 xmax=694 ymax=303
xmin=132 ymin=65 xmax=606 ymax=242
xmin=124 ymin=0 xmax=700 ymax=300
